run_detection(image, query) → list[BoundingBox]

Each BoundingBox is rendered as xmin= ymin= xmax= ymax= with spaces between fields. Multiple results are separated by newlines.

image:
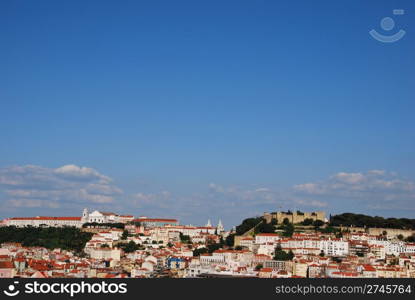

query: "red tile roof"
xmin=133 ymin=218 xmax=178 ymax=223
xmin=362 ymin=265 xmax=376 ymax=272
xmin=0 ymin=261 xmax=14 ymax=269
xmin=260 ymin=268 xmax=273 ymax=272
xmin=10 ymin=216 xmax=81 ymax=221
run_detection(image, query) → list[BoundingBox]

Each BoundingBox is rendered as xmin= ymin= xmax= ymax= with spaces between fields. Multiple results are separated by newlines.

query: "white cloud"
xmin=208 ymin=183 xmax=328 ymax=209
xmin=0 ymin=164 xmax=122 ymax=209
xmin=255 ymin=187 xmax=270 ymax=192
xmin=293 ymin=170 xmax=415 ymax=211
xmin=294 ymin=170 xmax=415 ymax=196
xmin=55 ymin=164 xmax=111 ymax=183
xmin=3 ymin=164 xmax=414 ymax=225
xmin=132 ymin=191 xmax=171 ymax=209
xmin=333 ymin=172 xmax=365 ymax=184
xmin=294 ymin=199 xmax=328 ymax=208
xmin=7 ymin=199 xmax=60 ymax=209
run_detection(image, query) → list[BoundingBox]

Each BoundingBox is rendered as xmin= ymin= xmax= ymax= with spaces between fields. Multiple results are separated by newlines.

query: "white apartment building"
xmin=319 ymin=239 xmax=349 ymax=256
xmin=240 ymin=237 xmax=254 ymax=250
xmin=255 ymin=233 xmax=280 ymax=245
xmin=368 ymin=240 xmax=407 ymax=256
xmin=200 ymin=253 xmax=226 ymax=267
xmin=90 ymin=248 xmax=121 ymax=261
xmin=163 ymin=225 xmax=216 ymax=237
xmin=257 ymin=243 xmax=276 ymax=256
xmin=404 ymin=243 xmax=415 ymax=254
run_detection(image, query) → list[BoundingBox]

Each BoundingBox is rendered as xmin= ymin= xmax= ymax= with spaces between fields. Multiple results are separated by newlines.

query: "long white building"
xmin=4 ymin=208 xmax=134 ymax=228
xmin=5 ymin=216 xmax=83 ymax=228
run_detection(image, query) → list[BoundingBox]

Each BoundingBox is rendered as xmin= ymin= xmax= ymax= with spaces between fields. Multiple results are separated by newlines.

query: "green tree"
xmin=282 ymin=223 xmax=294 ymax=237
xmin=219 ymin=236 xmax=225 ymax=247
xmin=273 ymin=244 xmax=294 ymax=261
xmin=301 ymin=218 xmax=314 ymax=226
xmin=193 ymin=247 xmax=208 ymax=256
xmin=207 ymin=243 xmax=221 ymax=253
xmin=255 ymin=264 xmax=263 ymax=271
xmin=0 ymin=226 xmax=93 ymax=253
xmin=254 ymin=222 xmax=275 ymax=234
xmin=313 ymin=220 xmax=325 ymax=228
xmin=225 ymin=234 xmax=235 ymax=247
xmin=405 ymin=235 xmax=415 ymax=242
xmin=330 ymin=213 xmax=415 ymax=230
xmin=121 ymin=230 xmax=129 ymax=240
xmin=235 ymin=217 xmax=263 ymax=235
xmin=179 ymin=233 xmax=191 ymax=243
xmin=124 ymin=241 xmax=139 ymax=253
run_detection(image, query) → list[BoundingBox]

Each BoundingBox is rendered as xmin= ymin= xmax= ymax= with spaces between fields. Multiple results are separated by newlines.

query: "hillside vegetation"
xmin=0 ymin=226 xmax=93 ymax=253
xmin=330 ymin=213 xmax=415 ymax=230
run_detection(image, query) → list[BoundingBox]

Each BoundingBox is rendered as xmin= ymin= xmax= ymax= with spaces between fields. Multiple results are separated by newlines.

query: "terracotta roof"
xmin=133 ymin=218 xmax=178 ymax=223
xmin=10 ymin=216 xmax=81 ymax=221
xmin=260 ymin=268 xmax=273 ymax=272
xmin=0 ymin=261 xmax=14 ymax=268
xmin=362 ymin=265 xmax=376 ymax=272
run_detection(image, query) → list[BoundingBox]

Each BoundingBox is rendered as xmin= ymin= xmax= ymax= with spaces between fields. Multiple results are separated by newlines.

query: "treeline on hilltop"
xmin=235 ymin=217 xmax=263 ymax=235
xmin=330 ymin=213 xmax=415 ymax=230
xmin=0 ymin=226 xmax=93 ymax=253
xmin=234 ymin=217 xmax=295 ymax=236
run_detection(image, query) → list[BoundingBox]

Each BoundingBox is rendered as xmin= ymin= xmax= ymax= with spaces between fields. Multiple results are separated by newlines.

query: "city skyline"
xmin=1 ymin=0 xmax=415 ymax=227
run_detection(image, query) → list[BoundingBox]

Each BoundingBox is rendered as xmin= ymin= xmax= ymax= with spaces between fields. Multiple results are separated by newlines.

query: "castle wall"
xmin=337 ymin=226 xmax=415 ymax=239
xmin=264 ymin=211 xmax=325 ymax=224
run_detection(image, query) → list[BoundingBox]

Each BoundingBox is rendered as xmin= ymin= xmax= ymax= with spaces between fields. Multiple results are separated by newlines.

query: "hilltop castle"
xmin=263 ymin=210 xmax=325 ymax=224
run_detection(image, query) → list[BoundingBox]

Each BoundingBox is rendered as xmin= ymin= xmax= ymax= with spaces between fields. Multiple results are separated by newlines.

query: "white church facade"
xmin=82 ymin=209 xmax=134 ymax=224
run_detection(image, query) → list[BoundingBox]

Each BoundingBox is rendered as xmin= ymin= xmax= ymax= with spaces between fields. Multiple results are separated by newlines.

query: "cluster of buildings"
xmin=1 ymin=210 xmax=415 ymax=278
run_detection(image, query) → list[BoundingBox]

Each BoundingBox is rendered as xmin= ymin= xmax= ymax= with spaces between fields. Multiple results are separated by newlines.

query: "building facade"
xmin=5 ymin=217 xmax=82 ymax=228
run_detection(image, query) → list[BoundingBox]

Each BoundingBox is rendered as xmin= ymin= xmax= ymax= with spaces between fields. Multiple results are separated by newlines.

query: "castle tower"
xmin=206 ymin=219 xmax=212 ymax=227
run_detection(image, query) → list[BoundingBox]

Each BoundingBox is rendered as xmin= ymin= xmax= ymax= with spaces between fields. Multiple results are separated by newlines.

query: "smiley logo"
xmin=3 ymin=282 xmax=20 ymax=297
xmin=370 ymin=9 xmax=406 ymax=43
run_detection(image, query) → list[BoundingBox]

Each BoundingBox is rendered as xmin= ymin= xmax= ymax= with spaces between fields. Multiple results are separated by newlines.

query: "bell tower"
xmin=217 ymin=219 xmax=224 ymax=233
xmin=81 ymin=208 xmax=89 ymax=223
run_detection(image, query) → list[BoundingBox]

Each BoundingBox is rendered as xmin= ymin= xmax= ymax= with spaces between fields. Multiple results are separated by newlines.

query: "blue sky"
xmin=1 ymin=0 xmax=414 ymax=228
